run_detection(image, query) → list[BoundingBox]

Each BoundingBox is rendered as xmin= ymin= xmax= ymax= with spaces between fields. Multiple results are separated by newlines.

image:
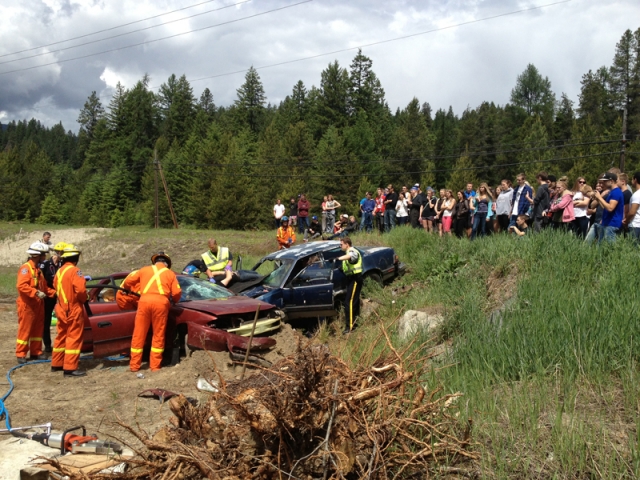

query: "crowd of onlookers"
xmin=273 ymin=168 xmax=640 ymax=244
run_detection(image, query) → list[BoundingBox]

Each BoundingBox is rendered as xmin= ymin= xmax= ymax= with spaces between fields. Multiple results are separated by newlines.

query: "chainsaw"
xmin=3 ymin=424 xmax=123 ymax=455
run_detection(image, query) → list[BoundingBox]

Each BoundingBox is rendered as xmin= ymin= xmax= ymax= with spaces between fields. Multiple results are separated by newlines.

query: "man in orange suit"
xmin=16 ymin=242 xmax=55 ymax=364
xmin=127 ymin=252 xmax=181 ymax=372
xmin=51 ymin=244 xmax=88 ymax=377
xmin=117 ymin=269 xmax=140 ymax=311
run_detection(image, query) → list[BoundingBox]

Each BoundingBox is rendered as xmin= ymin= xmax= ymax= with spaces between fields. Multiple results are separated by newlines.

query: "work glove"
xmin=224 ymin=265 xmax=232 ymax=272
xmin=84 ymin=275 xmax=92 ymax=281
xmin=288 ymin=238 xmax=293 ymax=244
xmin=36 ymin=291 xmax=47 ymax=300
xmin=209 ymin=278 xmax=216 ymax=284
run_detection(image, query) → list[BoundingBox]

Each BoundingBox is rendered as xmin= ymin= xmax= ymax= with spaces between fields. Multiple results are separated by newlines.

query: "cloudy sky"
xmin=0 ymin=0 xmax=637 ymax=132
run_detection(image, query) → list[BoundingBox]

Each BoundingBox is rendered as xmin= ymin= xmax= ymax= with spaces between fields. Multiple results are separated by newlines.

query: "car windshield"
xmin=178 ymin=276 xmax=234 ymax=302
xmin=255 ymin=258 xmax=294 ymax=288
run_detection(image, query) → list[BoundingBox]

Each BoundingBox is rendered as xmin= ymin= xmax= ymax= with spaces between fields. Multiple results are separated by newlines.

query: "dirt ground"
xmin=0 ymin=301 xmax=302 ymax=447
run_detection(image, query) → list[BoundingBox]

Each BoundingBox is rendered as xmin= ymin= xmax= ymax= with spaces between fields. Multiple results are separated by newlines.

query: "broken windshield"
xmin=178 ymin=276 xmax=234 ymax=302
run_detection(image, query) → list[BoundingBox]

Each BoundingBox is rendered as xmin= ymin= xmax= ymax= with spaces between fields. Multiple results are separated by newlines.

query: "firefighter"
xmin=52 ymin=244 xmax=88 ymax=377
xmin=128 ymin=252 xmax=181 ymax=372
xmin=16 ymin=242 xmax=55 ymax=364
xmin=201 ymin=239 xmax=233 ymax=286
xmin=40 ymin=242 xmax=67 ymax=353
xmin=336 ymin=237 xmax=363 ymax=334
xmin=116 ymin=269 xmax=141 ymax=311
xmin=276 ymin=216 xmax=296 ymax=249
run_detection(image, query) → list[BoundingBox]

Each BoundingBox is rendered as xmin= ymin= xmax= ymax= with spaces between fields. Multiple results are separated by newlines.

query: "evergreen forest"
xmin=1 ymin=27 xmax=639 ymax=229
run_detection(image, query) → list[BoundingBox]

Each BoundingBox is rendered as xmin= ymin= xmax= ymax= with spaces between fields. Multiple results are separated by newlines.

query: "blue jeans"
xmin=508 ymin=214 xmax=518 ymax=229
xmin=591 ymin=223 xmax=619 ymax=244
xmin=298 ymin=216 xmax=309 ymax=234
xmin=471 ymin=212 xmax=487 ymax=240
xmin=631 ymin=227 xmax=640 ymax=243
xmin=363 ymin=212 xmax=373 ymax=232
xmin=384 ymin=209 xmax=396 ymax=232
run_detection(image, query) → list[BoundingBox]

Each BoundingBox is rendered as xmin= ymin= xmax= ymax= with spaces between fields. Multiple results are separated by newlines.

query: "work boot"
xmin=16 ymin=357 xmax=26 ymax=365
xmin=44 ymin=346 xmax=52 ymax=353
xmin=63 ymin=370 xmax=86 ymax=378
xmin=51 ymin=366 xmax=63 ymax=372
xmin=30 ymin=355 xmax=40 ymax=361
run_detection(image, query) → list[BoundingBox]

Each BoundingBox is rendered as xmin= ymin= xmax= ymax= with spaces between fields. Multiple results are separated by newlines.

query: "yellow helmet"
xmin=53 ymin=242 xmax=68 ymax=252
xmin=61 ymin=244 xmax=81 ymax=258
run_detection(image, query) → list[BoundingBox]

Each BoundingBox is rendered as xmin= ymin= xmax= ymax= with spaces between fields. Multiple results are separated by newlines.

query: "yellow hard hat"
xmin=53 ymin=242 xmax=68 ymax=252
xmin=61 ymin=244 xmax=81 ymax=258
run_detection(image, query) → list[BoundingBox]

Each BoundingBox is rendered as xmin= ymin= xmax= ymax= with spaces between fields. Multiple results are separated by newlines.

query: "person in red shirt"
xmin=16 ymin=242 xmax=55 ymax=364
xmin=297 ymin=194 xmax=311 ymax=234
xmin=52 ymin=244 xmax=88 ymax=377
xmin=127 ymin=252 xmax=181 ymax=372
xmin=374 ymin=187 xmax=386 ymax=234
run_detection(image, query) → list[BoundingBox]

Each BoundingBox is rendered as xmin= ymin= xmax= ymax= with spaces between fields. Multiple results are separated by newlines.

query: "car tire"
xmin=363 ymin=272 xmax=382 ymax=287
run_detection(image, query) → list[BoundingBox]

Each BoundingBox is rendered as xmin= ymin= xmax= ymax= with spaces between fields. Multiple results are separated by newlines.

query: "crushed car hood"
xmin=181 ymin=297 xmax=274 ymax=315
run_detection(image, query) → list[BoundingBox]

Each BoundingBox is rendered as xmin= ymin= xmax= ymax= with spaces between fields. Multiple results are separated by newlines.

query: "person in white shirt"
xmin=626 ymin=172 xmax=640 ymax=242
xmin=273 ymin=199 xmax=286 ymax=229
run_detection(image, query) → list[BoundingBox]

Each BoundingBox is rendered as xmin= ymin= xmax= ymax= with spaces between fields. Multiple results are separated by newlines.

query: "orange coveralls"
xmin=52 ymin=263 xmax=88 ymax=371
xmin=16 ymin=259 xmax=55 ymax=359
xmin=276 ymin=226 xmax=296 ymax=249
xmin=128 ymin=265 xmax=181 ymax=372
xmin=116 ymin=270 xmax=140 ymax=311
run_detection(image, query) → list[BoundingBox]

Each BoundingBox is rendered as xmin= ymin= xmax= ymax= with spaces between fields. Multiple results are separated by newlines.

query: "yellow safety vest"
xmin=201 ymin=247 xmax=230 ymax=272
xmin=342 ymin=248 xmax=363 ymax=276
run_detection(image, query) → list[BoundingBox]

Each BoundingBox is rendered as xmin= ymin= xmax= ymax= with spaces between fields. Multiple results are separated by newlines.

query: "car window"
xmin=178 ymin=276 xmax=234 ymax=302
xmin=255 ymin=259 xmax=294 ymax=288
xmin=291 ymin=265 xmax=333 ymax=287
xmin=322 ymin=248 xmax=343 ymax=261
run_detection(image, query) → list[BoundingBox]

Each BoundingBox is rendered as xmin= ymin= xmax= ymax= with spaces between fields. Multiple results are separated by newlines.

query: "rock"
xmin=398 ymin=310 xmax=443 ymax=341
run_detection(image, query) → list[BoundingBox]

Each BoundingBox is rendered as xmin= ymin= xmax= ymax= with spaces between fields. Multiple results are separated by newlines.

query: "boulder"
xmin=398 ymin=310 xmax=444 ymax=341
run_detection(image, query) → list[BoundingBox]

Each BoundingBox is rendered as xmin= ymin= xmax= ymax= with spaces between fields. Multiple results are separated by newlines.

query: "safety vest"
xmin=342 ymin=248 xmax=363 ymax=276
xmin=201 ymin=247 xmax=230 ymax=272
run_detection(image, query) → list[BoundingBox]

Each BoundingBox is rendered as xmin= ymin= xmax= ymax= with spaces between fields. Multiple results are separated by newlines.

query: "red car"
xmin=80 ymin=273 xmax=283 ymax=363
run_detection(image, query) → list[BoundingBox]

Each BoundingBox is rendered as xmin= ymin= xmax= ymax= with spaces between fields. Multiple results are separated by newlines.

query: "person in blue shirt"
xmin=360 ymin=192 xmax=376 ymax=233
xmin=589 ymin=172 xmax=624 ymax=243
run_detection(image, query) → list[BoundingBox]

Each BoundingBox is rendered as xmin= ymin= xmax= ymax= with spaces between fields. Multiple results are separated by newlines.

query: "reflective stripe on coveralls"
xmin=16 ymin=260 xmax=53 ymax=358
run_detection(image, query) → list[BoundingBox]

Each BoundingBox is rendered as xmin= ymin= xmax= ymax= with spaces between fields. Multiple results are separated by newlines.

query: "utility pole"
xmin=620 ymin=108 xmax=627 ymax=172
xmin=154 ymin=150 xmax=159 ymax=229
xmin=158 ymin=159 xmax=179 ymax=229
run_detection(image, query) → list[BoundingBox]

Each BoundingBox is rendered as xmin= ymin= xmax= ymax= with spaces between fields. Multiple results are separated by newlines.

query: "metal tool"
xmin=9 ymin=424 xmax=122 ymax=455
xmin=0 ymin=422 xmax=52 ymax=435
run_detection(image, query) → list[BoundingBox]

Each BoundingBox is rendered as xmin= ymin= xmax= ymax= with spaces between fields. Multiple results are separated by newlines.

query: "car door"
xmin=320 ymin=248 xmax=348 ymax=292
xmin=285 ymin=264 xmax=335 ymax=319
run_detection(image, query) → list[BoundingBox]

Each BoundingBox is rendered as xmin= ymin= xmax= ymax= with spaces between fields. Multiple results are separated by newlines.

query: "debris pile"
xmin=49 ymin=344 xmax=476 ymax=479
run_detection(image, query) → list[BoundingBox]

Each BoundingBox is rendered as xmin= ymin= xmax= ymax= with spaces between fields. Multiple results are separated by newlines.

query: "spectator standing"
xmin=626 ymin=172 xmax=640 ymax=241
xmin=324 ymin=195 xmax=341 ymax=233
xmin=321 ymin=196 xmax=328 ymax=233
xmin=273 ymin=199 xmax=285 ymax=229
xmin=510 ymin=173 xmax=533 ymax=228
xmin=452 ymin=191 xmax=470 ymax=238
xmin=585 ymin=182 xmax=607 ymax=243
xmin=492 ymin=186 xmax=501 ymax=233
xmin=396 ymin=193 xmax=409 ymax=226
xmin=572 ymin=178 xmax=590 ymax=238
xmin=435 ymin=189 xmax=446 ymax=236
xmin=408 ymin=187 xmax=424 ymax=229
xmin=289 ymin=197 xmax=298 ymax=228
xmin=589 ymin=172 xmax=624 ymax=243
xmin=470 ymin=183 xmax=494 ymax=240
xmin=297 ymin=194 xmax=311 ymax=234
xmin=496 ymin=179 xmax=513 ymax=232
xmin=618 ymin=173 xmax=632 ymax=234
xmin=361 ymin=192 xmax=375 ymax=233
xmin=441 ymin=190 xmax=456 ymax=236
xmin=531 ymin=172 xmax=551 ymax=232
xmin=548 ymin=180 xmax=576 ymax=231
xmin=420 ymin=188 xmax=437 ymax=232
xmin=374 ymin=188 xmax=386 ymax=234
xmin=464 ymin=183 xmax=476 ymax=200
xmin=383 ymin=184 xmax=398 ymax=232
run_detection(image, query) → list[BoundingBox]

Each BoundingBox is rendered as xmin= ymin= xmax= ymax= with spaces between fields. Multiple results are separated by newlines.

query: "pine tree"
xmin=510 ymin=64 xmax=556 ymax=124
xmin=554 ymin=93 xmax=575 ymax=142
xmin=447 ymin=151 xmax=479 ymax=193
xmin=348 ymin=49 xmax=385 ymax=117
xmin=77 ymin=91 xmax=104 ymax=140
xmin=234 ymin=66 xmax=266 ymax=133
xmin=198 ymin=88 xmax=216 ymax=116
xmin=318 ymin=61 xmax=351 ymax=131
xmin=518 ymin=116 xmax=553 ymax=180
xmin=158 ymin=74 xmax=196 ymax=144
xmin=609 ymin=29 xmax=637 ymax=113
xmin=578 ymin=67 xmax=615 ymax=130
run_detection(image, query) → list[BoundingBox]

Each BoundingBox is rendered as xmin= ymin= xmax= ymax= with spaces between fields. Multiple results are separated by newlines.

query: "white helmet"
xmin=27 ymin=241 xmax=49 ymax=256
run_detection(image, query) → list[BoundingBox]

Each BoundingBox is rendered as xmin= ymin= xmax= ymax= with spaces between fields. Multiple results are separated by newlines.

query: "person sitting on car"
xmin=277 ymin=216 xmax=296 ymax=249
xmin=202 ymin=239 xmax=234 ymax=286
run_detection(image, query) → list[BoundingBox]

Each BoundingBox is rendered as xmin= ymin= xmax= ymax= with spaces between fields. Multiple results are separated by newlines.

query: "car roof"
xmin=263 ymin=241 xmax=342 ymax=260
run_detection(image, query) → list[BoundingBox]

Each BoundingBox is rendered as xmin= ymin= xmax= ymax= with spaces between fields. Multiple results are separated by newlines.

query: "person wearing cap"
xmin=51 ymin=244 xmax=88 ymax=377
xmin=304 ymin=215 xmax=322 ymax=242
xmin=39 ymin=242 xmax=67 ymax=353
xmin=16 ymin=242 xmax=55 ymax=364
xmin=117 ymin=269 xmax=142 ymax=311
xmin=201 ymin=239 xmax=234 ymax=286
xmin=588 ymin=172 xmax=625 ymax=243
xmin=277 ymin=216 xmax=296 ymax=249
xmin=128 ymin=252 xmax=182 ymax=372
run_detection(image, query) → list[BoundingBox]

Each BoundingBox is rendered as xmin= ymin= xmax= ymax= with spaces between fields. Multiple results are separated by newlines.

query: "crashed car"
xmin=80 ymin=273 xmax=283 ymax=363
xmin=230 ymin=241 xmax=406 ymax=319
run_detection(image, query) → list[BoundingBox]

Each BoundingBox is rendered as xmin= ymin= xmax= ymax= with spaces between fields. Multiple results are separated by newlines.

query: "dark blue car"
xmin=234 ymin=241 xmax=406 ymax=320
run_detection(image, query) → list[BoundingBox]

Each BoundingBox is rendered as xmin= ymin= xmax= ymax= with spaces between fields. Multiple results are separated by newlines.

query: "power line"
xmin=0 ymin=0 xmax=221 ymax=59
xmin=0 ymin=1 xmax=313 ymax=76
xmin=0 ymin=0 xmax=254 ymax=67
xmin=183 ymin=0 xmax=573 ymax=86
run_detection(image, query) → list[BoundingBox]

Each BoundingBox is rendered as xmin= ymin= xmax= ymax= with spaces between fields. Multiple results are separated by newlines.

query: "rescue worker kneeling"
xmin=128 ymin=252 xmax=181 ymax=372
xmin=336 ymin=237 xmax=363 ymax=335
xmin=52 ymin=245 xmax=88 ymax=377
xmin=16 ymin=242 xmax=55 ymax=364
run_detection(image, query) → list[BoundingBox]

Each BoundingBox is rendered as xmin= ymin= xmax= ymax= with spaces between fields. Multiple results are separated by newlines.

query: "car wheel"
xmin=363 ymin=272 xmax=382 ymax=287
